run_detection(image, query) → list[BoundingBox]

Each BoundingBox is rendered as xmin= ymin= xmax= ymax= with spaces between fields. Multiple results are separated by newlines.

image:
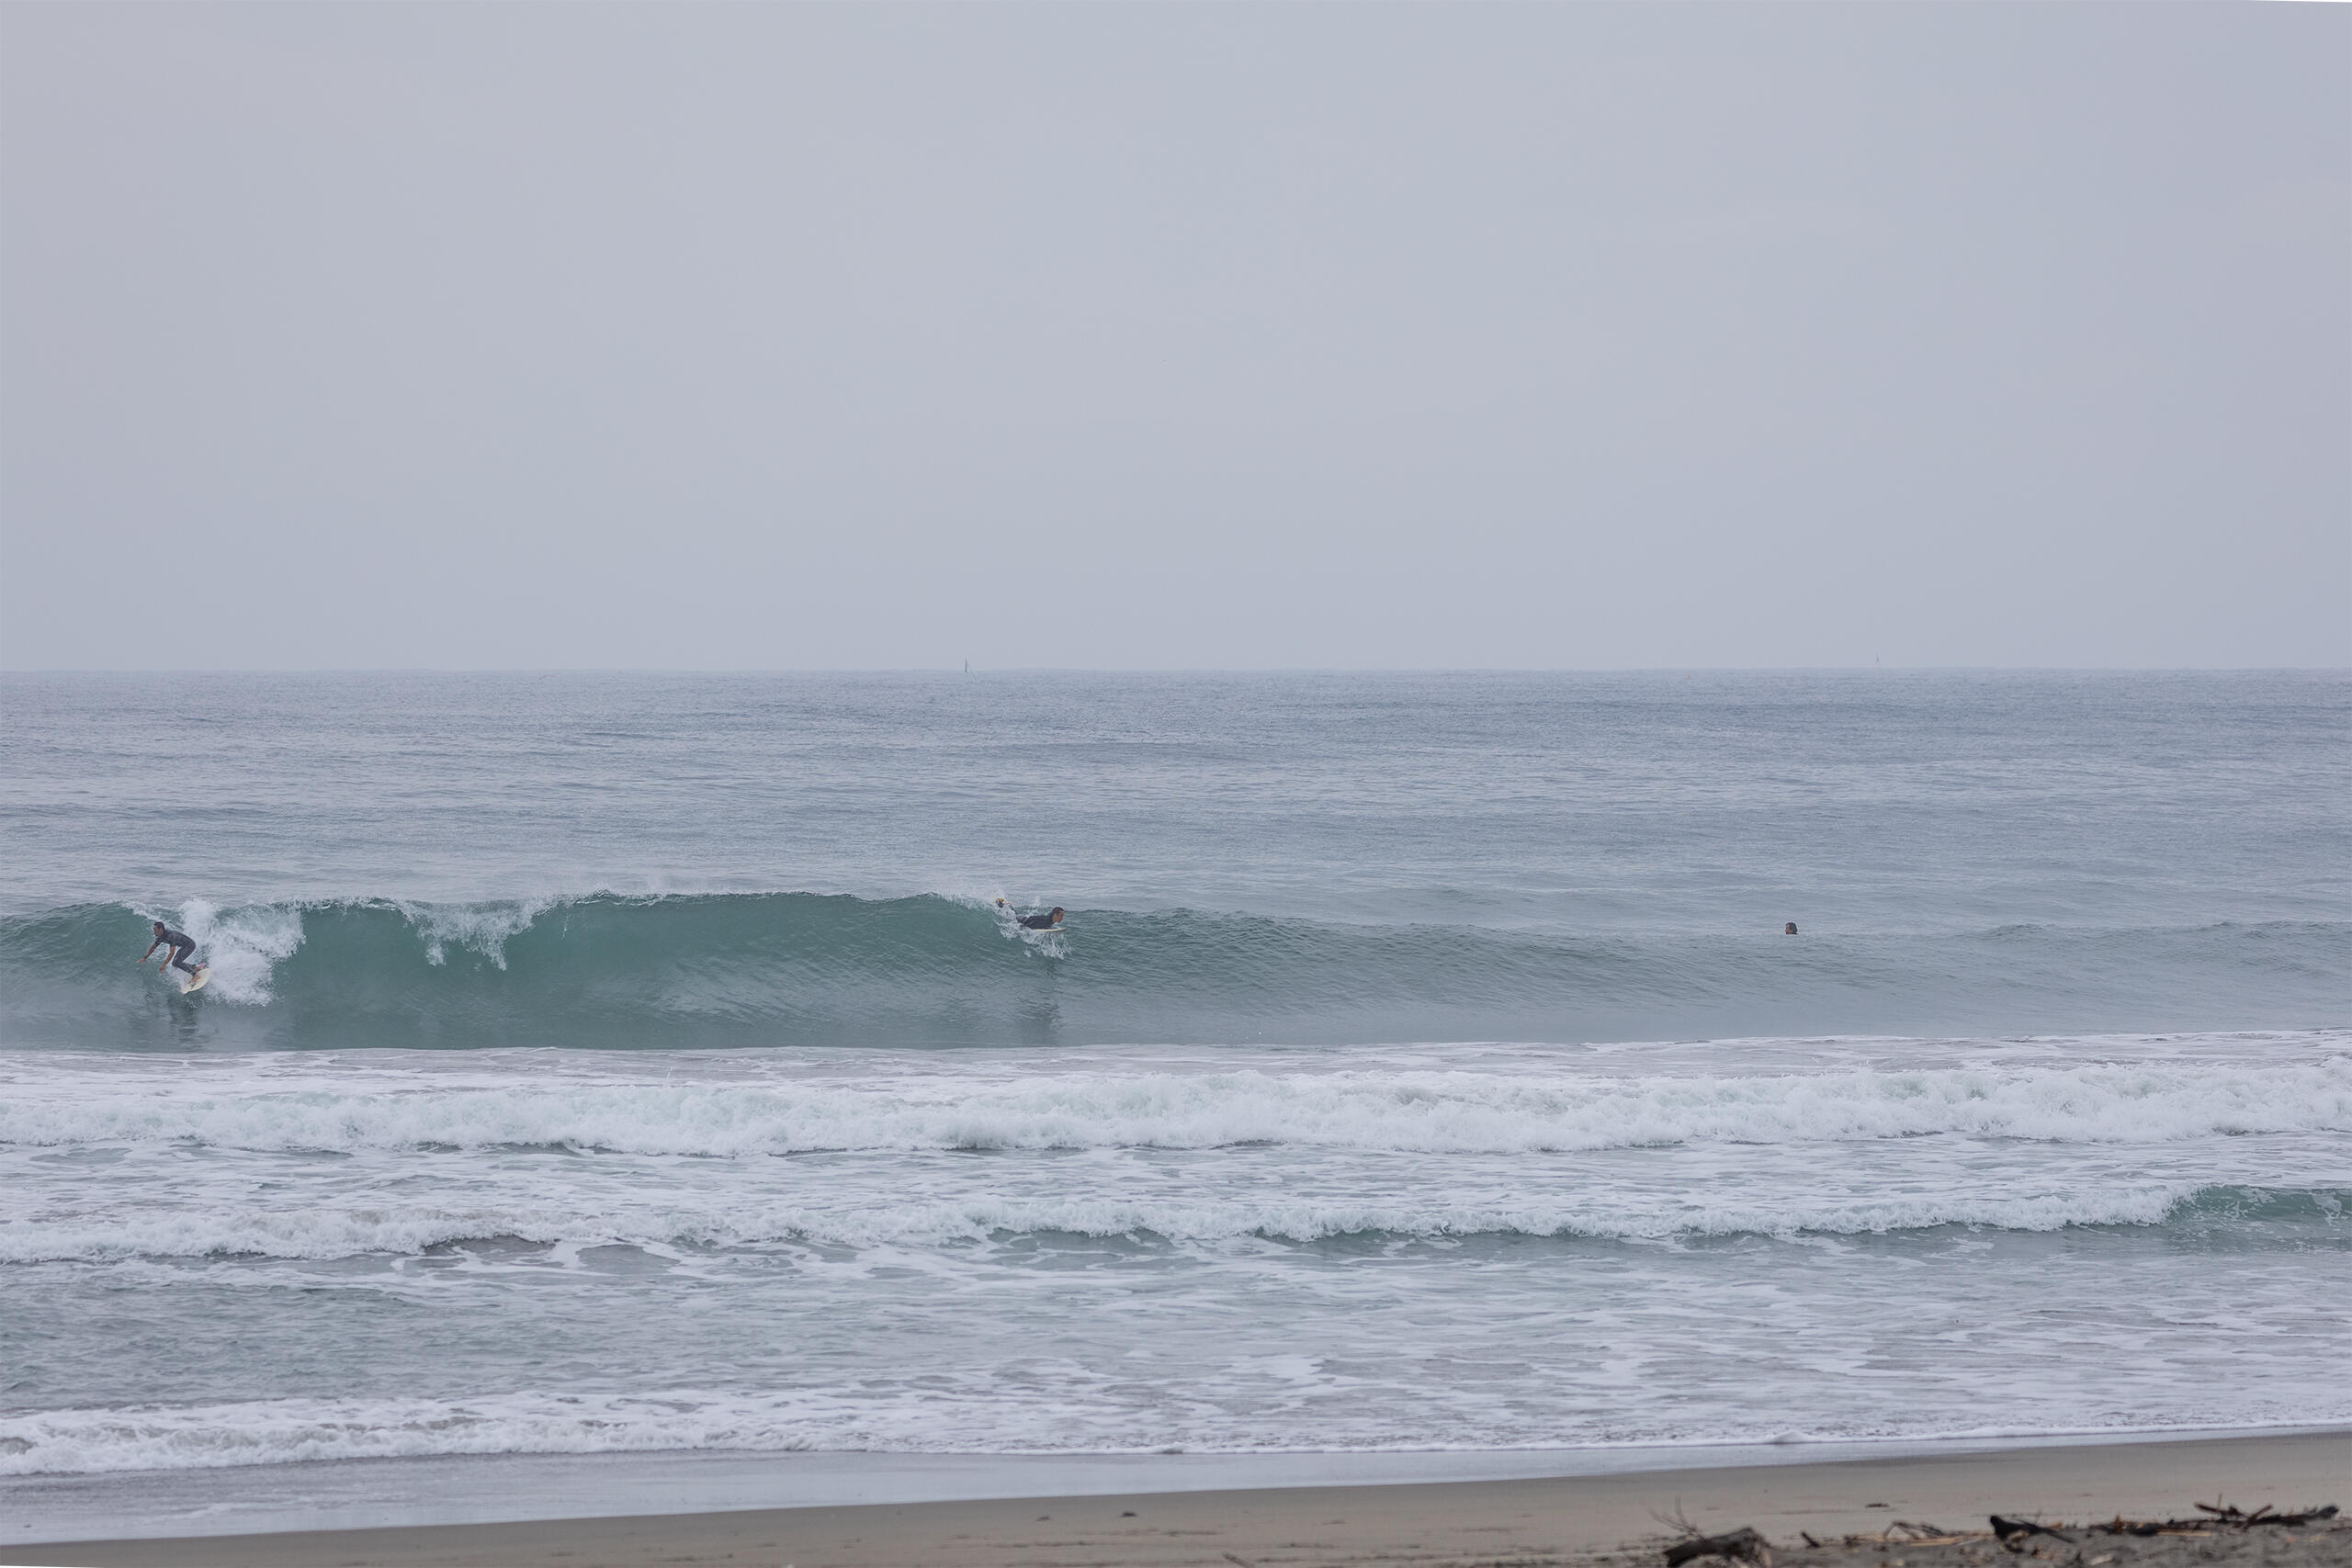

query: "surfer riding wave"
xmin=140 ymin=921 xmax=207 ymax=982
xmin=995 ymin=898 xmax=1066 ymax=931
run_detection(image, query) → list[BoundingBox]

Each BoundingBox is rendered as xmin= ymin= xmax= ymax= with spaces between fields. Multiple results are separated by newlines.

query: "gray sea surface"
xmin=1 ymin=671 xmax=2346 ymax=1483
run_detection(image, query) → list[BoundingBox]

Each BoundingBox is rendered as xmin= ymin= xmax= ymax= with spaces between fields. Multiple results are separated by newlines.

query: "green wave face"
xmin=4 ymin=894 xmax=2346 ymax=1052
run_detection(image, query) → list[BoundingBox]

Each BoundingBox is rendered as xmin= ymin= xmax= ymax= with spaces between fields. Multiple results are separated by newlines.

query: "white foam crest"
xmin=0 ymin=1180 xmax=2273 ymax=1263
xmin=5 ymin=1059 xmax=2346 ymax=1157
xmin=0 ymin=1391 xmax=831 ymax=1477
xmin=149 ymin=900 xmax=303 ymax=1005
xmin=395 ymin=899 xmax=553 ymax=968
xmin=9 ymin=1373 xmax=2347 ymax=1479
xmin=984 ymin=895 xmax=1072 ymax=957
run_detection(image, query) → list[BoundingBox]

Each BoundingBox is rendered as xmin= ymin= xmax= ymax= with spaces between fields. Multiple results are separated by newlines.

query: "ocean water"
xmin=1 ymin=670 xmax=2346 ymax=1480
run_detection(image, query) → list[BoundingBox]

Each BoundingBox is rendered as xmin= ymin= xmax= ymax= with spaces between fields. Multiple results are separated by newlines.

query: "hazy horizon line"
xmin=6 ymin=664 xmax=2346 ymax=679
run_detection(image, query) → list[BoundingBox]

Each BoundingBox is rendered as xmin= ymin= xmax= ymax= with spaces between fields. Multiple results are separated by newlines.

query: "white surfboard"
xmin=180 ymin=965 xmax=209 ymax=995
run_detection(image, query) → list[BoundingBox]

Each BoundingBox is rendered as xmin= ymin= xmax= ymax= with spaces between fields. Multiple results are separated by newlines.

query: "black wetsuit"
xmin=154 ymin=929 xmax=200 ymax=976
xmin=1018 ymin=913 xmax=1060 ymax=930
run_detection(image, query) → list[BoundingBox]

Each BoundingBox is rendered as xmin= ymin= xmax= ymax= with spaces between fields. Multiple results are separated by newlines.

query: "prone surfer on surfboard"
xmin=140 ymin=921 xmax=208 ymax=987
xmin=995 ymin=898 xmax=1066 ymax=931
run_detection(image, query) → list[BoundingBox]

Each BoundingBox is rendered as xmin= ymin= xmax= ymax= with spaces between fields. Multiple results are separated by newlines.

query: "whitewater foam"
xmin=6 ymin=1057 xmax=2345 ymax=1157
xmin=7 ymin=1371 xmax=2348 ymax=1480
xmin=139 ymin=899 xmax=303 ymax=1006
xmin=396 ymin=899 xmax=556 ymax=969
xmin=6 ymin=1181 xmax=2322 ymax=1266
xmin=6 ymin=1041 xmax=2346 ymax=1267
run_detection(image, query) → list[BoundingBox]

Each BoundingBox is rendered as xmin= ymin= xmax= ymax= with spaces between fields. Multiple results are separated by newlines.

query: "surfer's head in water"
xmin=1784 ymin=921 xmax=1799 ymax=935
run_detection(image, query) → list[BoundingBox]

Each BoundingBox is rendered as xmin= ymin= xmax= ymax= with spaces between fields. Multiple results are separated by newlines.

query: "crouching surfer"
xmin=140 ymin=921 xmax=208 ymax=986
xmin=995 ymin=898 xmax=1066 ymax=931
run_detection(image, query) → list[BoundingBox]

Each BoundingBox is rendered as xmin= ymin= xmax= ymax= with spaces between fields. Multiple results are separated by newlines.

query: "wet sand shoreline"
xmin=8 ymin=1430 xmax=2344 ymax=1568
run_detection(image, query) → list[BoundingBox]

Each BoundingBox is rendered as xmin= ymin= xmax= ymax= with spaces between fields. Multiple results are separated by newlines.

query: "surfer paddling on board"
xmin=140 ymin=921 xmax=208 ymax=986
xmin=996 ymin=898 xmax=1066 ymax=931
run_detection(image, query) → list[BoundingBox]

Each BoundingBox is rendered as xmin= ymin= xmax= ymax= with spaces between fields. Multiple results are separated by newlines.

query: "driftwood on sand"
xmin=1665 ymin=1527 xmax=1772 ymax=1567
xmin=1664 ymin=1502 xmax=2343 ymax=1568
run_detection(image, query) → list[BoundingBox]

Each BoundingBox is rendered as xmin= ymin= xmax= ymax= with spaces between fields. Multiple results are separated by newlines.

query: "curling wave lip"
xmin=3 ymin=894 xmax=2345 ymax=1052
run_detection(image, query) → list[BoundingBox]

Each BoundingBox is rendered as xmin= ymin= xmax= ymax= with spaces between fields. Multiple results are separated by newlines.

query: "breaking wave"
xmin=3 ymin=893 xmax=2345 ymax=1051
xmin=1 ymin=1183 xmax=2342 ymax=1265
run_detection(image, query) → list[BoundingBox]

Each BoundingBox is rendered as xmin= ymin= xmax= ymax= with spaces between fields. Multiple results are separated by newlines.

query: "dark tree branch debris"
xmin=1666 ymin=1528 xmax=1772 ymax=1568
xmin=1660 ymin=1504 xmax=2341 ymax=1567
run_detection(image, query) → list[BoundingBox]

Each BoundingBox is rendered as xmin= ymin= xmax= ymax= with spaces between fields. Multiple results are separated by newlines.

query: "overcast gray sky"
xmin=3 ymin=3 xmax=2345 ymax=670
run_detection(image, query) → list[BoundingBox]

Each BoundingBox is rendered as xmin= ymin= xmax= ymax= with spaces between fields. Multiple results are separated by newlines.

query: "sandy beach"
xmin=9 ymin=1431 xmax=2344 ymax=1568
